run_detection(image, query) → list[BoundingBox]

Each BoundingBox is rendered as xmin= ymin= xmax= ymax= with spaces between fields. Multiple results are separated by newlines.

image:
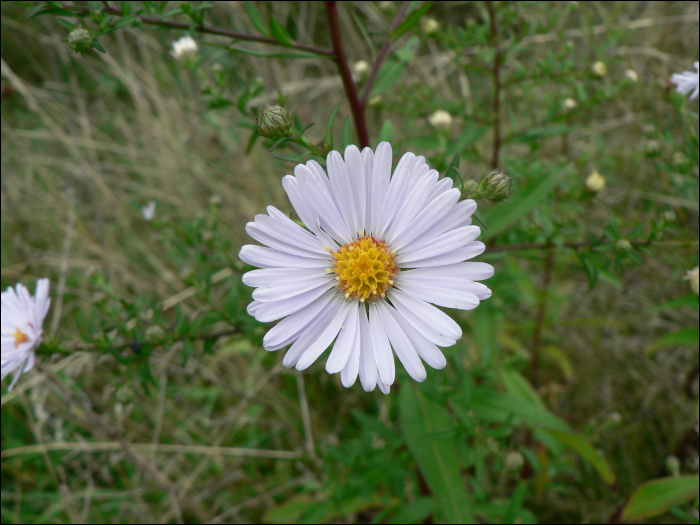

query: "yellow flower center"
xmin=13 ymin=328 xmax=30 ymax=347
xmin=330 ymin=235 xmax=398 ymax=302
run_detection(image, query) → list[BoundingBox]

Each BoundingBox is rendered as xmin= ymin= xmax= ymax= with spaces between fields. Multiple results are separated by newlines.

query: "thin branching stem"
xmin=325 ymin=1 xmax=370 ymax=149
xmin=360 ymin=1 xmax=411 ymax=107
xmin=64 ymin=4 xmax=335 ymax=56
xmin=486 ymin=1 xmax=502 ymax=170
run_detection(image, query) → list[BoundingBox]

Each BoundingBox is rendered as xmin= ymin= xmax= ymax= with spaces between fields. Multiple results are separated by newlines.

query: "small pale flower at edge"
xmin=171 ymin=35 xmax=199 ymax=61
xmin=684 ymin=267 xmax=699 ymax=295
xmin=239 ymin=142 xmax=494 ymax=394
xmin=421 ymin=18 xmax=440 ymax=34
xmin=592 ymin=61 xmax=607 ymax=77
xmin=1 ymin=279 xmax=51 ymax=391
xmin=671 ymin=62 xmax=699 ymax=100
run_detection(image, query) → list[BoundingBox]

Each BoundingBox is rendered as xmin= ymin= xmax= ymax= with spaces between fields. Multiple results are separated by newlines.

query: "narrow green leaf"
xmin=446 ymin=153 xmax=460 ymax=180
xmin=182 ymin=339 xmax=194 ymax=367
xmin=510 ymin=124 xmax=579 ymax=143
xmin=500 ymin=369 xmax=545 ymax=410
xmin=87 ymin=1 xmax=102 ymax=9
xmin=25 ymin=3 xmax=48 ymax=20
xmin=270 ymin=16 xmax=295 ymax=48
xmin=55 ymin=18 xmax=75 ymax=30
xmin=654 ymin=294 xmax=699 ymax=312
xmin=400 ymin=382 xmax=473 ymax=523
xmin=227 ymin=46 xmax=320 ymax=59
xmin=391 ymin=1 xmax=434 ymax=40
xmin=620 ymin=475 xmax=699 ymax=522
xmin=576 ymin=251 xmax=598 ymax=290
xmin=389 ymin=497 xmax=436 ymax=524
xmin=647 ymin=328 xmax=699 ymax=355
xmin=545 ymin=429 xmax=616 ymax=484
xmin=326 ymin=101 xmax=343 ymax=148
xmin=244 ymin=1 xmax=271 ymax=36
xmin=340 ymin=117 xmax=352 ymax=150
xmin=379 ymin=120 xmax=393 ymax=143
xmin=92 ymin=39 xmax=106 ymax=53
xmin=114 ymin=15 xmax=139 ymax=30
xmin=480 ymin=166 xmax=566 ymax=240
xmin=121 ymin=1 xmax=131 ymax=15
xmin=371 ymin=61 xmax=406 ymax=98
xmin=471 ymin=391 xmax=570 ymax=431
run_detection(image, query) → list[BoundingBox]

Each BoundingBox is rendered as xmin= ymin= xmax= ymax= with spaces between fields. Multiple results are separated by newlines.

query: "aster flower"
xmin=239 ymin=143 xmax=493 ymax=394
xmin=671 ymin=62 xmax=699 ymax=100
xmin=1 ymin=279 xmax=51 ymax=390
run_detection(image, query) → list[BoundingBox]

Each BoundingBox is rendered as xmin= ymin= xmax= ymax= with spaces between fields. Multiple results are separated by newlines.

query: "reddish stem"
xmin=325 ymin=1 xmax=370 ymax=149
xmin=486 ymin=1 xmax=502 ymax=170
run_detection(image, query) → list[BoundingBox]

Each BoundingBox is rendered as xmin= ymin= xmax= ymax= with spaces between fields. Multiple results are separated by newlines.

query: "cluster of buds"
xmin=464 ymin=170 xmax=513 ymax=202
xmin=256 ymin=105 xmax=294 ymax=139
xmin=67 ymin=27 xmax=94 ymax=54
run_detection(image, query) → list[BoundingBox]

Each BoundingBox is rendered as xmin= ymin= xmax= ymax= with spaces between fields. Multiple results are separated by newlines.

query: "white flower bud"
xmin=171 ymin=36 xmax=198 ymax=61
xmin=684 ymin=267 xmax=699 ymax=295
xmin=428 ymin=109 xmax=452 ymax=130
xmin=504 ymin=451 xmax=525 ymax=471
xmin=585 ymin=170 xmax=605 ymax=192
xmin=592 ymin=61 xmax=607 ymax=77
xmin=145 ymin=325 xmax=165 ymax=343
xmin=563 ymin=98 xmax=578 ymax=110
xmin=353 ymin=60 xmax=370 ymax=76
xmin=421 ymin=18 xmax=440 ymax=34
xmin=141 ymin=200 xmax=156 ymax=221
xmin=625 ymin=69 xmax=639 ymax=82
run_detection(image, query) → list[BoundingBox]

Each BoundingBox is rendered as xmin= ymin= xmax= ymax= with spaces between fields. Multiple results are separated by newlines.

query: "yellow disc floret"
xmin=330 ymin=235 xmax=398 ymax=302
xmin=13 ymin=328 xmax=30 ymax=348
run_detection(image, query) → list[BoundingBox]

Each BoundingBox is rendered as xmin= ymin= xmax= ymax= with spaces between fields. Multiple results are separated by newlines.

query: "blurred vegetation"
xmin=1 ymin=1 xmax=698 ymax=523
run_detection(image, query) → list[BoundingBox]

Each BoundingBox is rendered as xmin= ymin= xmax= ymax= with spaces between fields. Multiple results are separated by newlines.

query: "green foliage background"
xmin=1 ymin=1 xmax=698 ymax=523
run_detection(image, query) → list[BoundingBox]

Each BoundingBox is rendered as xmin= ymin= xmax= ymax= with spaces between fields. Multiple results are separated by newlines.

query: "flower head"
xmin=421 ymin=18 xmax=440 ymax=34
xmin=2 ymin=279 xmax=50 ymax=390
xmin=684 ymin=267 xmax=699 ymax=295
xmin=671 ymin=62 xmax=699 ymax=100
xmin=142 ymin=200 xmax=156 ymax=221
xmin=239 ymin=143 xmax=493 ymax=393
xmin=428 ymin=109 xmax=452 ymax=130
xmin=67 ymin=27 xmax=94 ymax=54
xmin=171 ymin=36 xmax=199 ymax=61
xmin=585 ymin=170 xmax=605 ymax=192
xmin=592 ymin=61 xmax=607 ymax=77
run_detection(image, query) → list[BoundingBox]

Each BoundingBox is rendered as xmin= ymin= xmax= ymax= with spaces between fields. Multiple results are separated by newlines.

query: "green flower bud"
xmin=257 ymin=105 xmax=294 ymax=139
xmin=67 ymin=27 xmax=94 ymax=54
xmin=615 ymin=239 xmax=632 ymax=251
xmin=470 ymin=170 xmax=513 ymax=202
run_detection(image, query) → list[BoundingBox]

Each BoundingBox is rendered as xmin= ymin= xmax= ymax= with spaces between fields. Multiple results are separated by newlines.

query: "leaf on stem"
xmin=620 ymin=475 xmax=699 ymax=522
xmin=244 ymin=1 xmax=271 ymax=37
xmin=391 ymin=1 xmax=434 ymax=40
xmin=326 ymin=101 xmax=343 ymax=148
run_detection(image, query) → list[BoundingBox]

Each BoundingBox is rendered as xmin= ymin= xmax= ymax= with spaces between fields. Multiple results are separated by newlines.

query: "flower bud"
xmin=257 ymin=105 xmax=293 ymax=139
xmin=585 ymin=170 xmax=606 ymax=192
xmin=171 ymin=36 xmax=198 ymax=62
xmin=428 ymin=109 xmax=452 ymax=130
xmin=67 ymin=27 xmax=94 ymax=54
xmin=625 ymin=69 xmax=639 ymax=82
xmin=662 ymin=210 xmax=676 ymax=222
xmin=145 ymin=325 xmax=165 ymax=344
xmin=684 ymin=267 xmax=699 ymax=295
xmin=421 ymin=18 xmax=440 ymax=34
xmin=665 ymin=455 xmax=681 ymax=477
xmin=592 ymin=61 xmax=607 ymax=77
xmin=672 ymin=151 xmax=688 ymax=167
xmin=563 ymin=98 xmax=578 ymax=110
xmin=467 ymin=170 xmax=513 ymax=202
xmin=615 ymin=239 xmax=632 ymax=251
xmin=504 ymin=451 xmax=525 ymax=471
xmin=353 ymin=60 xmax=370 ymax=77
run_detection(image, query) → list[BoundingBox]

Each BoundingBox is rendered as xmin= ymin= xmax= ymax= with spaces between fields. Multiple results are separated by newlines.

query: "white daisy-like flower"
xmin=239 ymin=143 xmax=494 ymax=394
xmin=171 ymin=36 xmax=198 ymax=61
xmin=142 ymin=200 xmax=156 ymax=221
xmin=671 ymin=62 xmax=699 ymax=100
xmin=1 ymin=279 xmax=51 ymax=390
